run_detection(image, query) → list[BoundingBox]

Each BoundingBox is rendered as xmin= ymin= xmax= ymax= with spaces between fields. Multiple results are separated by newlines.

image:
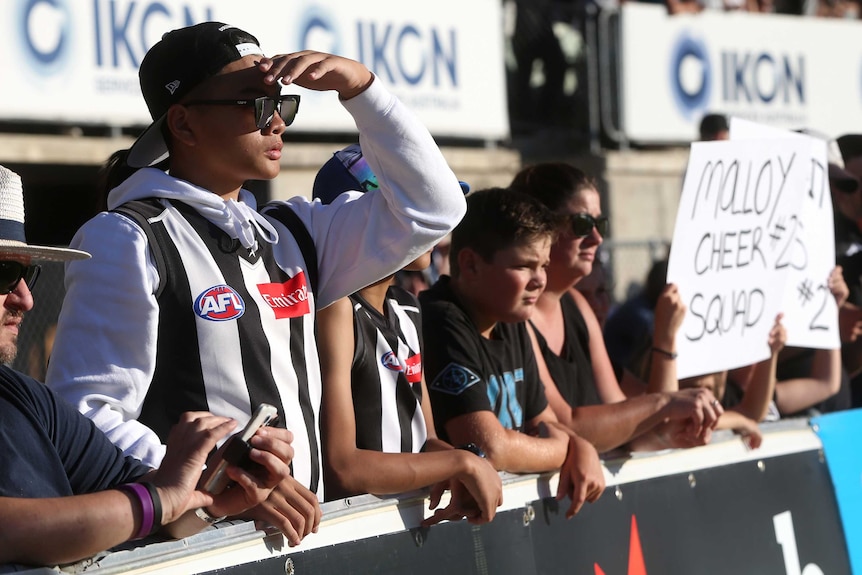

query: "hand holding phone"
xmin=203 ymin=403 xmax=278 ymax=495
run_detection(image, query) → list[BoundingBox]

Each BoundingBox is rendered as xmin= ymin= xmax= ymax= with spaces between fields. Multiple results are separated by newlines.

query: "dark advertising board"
xmin=214 ymin=448 xmax=849 ymax=575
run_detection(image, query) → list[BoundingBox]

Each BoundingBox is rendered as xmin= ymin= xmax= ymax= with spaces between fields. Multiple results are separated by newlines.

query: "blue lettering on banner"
xmin=670 ymin=30 xmax=806 ymax=120
xmin=359 ymin=21 xmax=457 ymax=87
xmin=17 ymin=0 xmax=215 ymax=76
xmin=92 ymin=0 xmax=213 ymax=69
xmin=486 ymin=369 xmax=524 ymax=430
xmin=17 ymin=0 xmax=73 ymax=75
xmin=721 ymin=51 xmax=805 ymax=105
xmin=297 ymin=6 xmax=458 ymax=88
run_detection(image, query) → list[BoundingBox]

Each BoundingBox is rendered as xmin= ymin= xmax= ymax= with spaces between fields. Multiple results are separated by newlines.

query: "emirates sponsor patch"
xmin=258 ymin=272 xmax=311 ymax=319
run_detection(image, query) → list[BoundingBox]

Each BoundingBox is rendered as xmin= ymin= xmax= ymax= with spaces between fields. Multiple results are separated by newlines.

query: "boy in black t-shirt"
xmin=420 ymin=188 xmax=605 ymax=518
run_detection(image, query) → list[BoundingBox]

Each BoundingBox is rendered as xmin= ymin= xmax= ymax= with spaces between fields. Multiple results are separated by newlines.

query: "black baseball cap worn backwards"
xmin=127 ymin=22 xmax=264 ymax=168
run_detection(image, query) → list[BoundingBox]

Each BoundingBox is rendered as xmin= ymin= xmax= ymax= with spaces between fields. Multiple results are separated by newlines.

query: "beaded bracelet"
xmin=119 ymin=482 xmax=163 ymax=540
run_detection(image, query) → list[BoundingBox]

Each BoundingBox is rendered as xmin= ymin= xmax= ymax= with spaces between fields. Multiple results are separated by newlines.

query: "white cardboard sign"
xmin=730 ymin=119 xmax=840 ymax=351
xmin=667 ymin=136 xmax=835 ymax=379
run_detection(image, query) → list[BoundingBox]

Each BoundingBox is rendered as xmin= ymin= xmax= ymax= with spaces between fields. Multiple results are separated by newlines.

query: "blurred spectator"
xmin=774 ymin=0 xmax=817 ymax=14
xmin=574 ymin=258 xmax=613 ymax=326
xmin=604 ymin=258 xmax=668 ymax=377
xmin=679 ymin=315 xmax=786 ymax=449
xmin=394 ymin=269 xmax=432 ymax=297
xmin=665 ymin=0 xmax=705 ymax=14
xmin=830 ymin=134 xmax=862 ymax=406
xmin=699 ymin=113 xmax=730 ymax=141
xmin=508 ymin=0 xmax=567 ymax=134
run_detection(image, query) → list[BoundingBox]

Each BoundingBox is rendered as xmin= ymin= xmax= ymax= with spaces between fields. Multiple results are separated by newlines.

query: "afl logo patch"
xmin=194 ymin=285 xmax=245 ymax=321
xmin=381 ymin=351 xmax=403 ymax=372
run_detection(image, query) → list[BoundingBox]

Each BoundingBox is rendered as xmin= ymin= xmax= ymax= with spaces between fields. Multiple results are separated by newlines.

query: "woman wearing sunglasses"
xmin=511 ymin=163 xmax=723 ymax=454
xmin=46 ymin=22 xmax=466 ymax=546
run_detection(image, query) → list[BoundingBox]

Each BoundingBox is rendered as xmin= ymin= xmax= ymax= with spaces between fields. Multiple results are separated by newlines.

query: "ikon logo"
xmin=194 ymin=285 xmax=245 ymax=321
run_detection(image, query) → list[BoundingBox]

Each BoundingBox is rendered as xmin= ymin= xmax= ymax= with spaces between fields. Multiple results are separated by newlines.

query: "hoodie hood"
xmin=107 ymin=168 xmax=278 ymax=250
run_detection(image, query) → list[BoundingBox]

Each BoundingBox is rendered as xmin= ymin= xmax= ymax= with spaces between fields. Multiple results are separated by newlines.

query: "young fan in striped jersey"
xmin=312 ymin=146 xmax=502 ymax=525
xmin=46 ymin=23 xmax=466 ymax=546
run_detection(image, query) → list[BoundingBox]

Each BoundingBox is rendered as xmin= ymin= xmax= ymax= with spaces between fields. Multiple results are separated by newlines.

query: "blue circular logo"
xmin=670 ymin=32 xmax=711 ymax=120
xmin=296 ymin=6 xmax=340 ymax=55
xmin=17 ymin=0 xmax=72 ymax=75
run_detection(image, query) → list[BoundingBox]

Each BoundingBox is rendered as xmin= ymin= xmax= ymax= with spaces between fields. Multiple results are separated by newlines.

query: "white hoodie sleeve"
xmin=45 ymin=212 xmax=166 ymax=468
xmin=268 ymin=79 xmax=467 ymax=308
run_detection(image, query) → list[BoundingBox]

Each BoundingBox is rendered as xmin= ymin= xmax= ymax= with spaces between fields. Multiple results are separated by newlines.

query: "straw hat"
xmin=0 ymin=165 xmax=90 ymax=262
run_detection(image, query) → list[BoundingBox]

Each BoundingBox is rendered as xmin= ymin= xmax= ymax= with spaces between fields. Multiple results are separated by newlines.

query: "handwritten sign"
xmin=729 ymin=119 xmax=840 ymax=350
xmin=667 ymin=137 xmax=833 ymax=379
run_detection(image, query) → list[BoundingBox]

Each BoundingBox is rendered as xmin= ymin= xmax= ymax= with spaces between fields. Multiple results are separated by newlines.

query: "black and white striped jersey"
xmin=349 ymin=287 xmax=427 ymax=454
xmin=120 ymin=199 xmax=323 ymax=494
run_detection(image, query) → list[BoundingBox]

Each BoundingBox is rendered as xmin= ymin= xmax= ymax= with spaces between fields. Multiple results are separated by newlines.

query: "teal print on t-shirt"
xmin=486 ymin=368 xmax=524 ymax=429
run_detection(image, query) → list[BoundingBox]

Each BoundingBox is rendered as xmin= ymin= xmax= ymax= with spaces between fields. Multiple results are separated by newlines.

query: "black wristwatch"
xmin=457 ymin=442 xmax=486 ymax=458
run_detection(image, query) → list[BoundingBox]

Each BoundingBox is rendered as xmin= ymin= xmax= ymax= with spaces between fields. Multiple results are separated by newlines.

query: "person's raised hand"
xmin=257 ymin=52 xmax=374 ymax=100
xmin=767 ymin=313 xmax=787 ymax=356
xmin=829 ymin=266 xmax=850 ymax=308
xmin=653 ymin=283 xmax=686 ymax=352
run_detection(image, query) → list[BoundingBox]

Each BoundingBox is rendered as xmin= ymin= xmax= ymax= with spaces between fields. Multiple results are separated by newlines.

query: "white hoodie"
xmin=46 ymin=79 xmax=466 ymax=476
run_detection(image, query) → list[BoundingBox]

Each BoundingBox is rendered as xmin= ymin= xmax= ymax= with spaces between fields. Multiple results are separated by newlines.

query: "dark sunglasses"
xmin=0 ymin=261 xmax=40 ymax=295
xmin=569 ymin=213 xmax=609 ymax=238
xmin=184 ymin=94 xmax=301 ymax=130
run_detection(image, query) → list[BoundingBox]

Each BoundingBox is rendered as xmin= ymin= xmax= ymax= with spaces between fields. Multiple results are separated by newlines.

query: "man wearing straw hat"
xmin=0 ymin=165 xmax=294 ymax=569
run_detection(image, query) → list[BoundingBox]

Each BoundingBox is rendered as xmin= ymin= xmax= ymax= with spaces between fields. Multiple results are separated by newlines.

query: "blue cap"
xmin=312 ymin=144 xmax=470 ymax=205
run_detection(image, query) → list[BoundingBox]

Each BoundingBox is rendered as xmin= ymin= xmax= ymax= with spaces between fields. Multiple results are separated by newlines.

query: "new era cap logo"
xmin=165 ymin=80 xmax=181 ymax=95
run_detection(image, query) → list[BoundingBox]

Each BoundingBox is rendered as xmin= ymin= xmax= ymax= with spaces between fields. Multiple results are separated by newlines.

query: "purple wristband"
xmin=120 ymin=483 xmax=155 ymax=540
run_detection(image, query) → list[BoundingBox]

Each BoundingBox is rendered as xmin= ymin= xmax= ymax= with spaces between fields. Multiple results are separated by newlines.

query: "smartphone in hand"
xmin=203 ymin=403 xmax=278 ymax=495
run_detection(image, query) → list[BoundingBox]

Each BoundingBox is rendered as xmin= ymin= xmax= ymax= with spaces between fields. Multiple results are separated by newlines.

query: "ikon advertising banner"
xmin=0 ymin=0 xmax=508 ymax=139
xmin=667 ymin=134 xmax=838 ymax=379
xmin=620 ymin=3 xmax=862 ymax=143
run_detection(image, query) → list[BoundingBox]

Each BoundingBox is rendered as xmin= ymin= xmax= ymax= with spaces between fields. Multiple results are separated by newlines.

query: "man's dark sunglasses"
xmin=184 ymin=95 xmax=301 ymax=130
xmin=570 ymin=213 xmax=609 ymax=238
xmin=0 ymin=261 xmax=40 ymax=295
